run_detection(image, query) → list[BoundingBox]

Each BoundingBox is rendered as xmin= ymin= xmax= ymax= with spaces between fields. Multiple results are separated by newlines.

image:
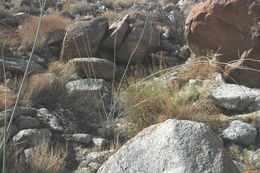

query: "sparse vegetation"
xmin=20 ymin=13 xmax=72 ymax=50
xmin=4 ymin=141 xmax=67 ymax=173
xmin=229 ymin=145 xmax=260 ymax=173
xmin=29 ymin=141 xmax=67 ymax=173
xmin=116 ymin=74 xmax=222 ymax=137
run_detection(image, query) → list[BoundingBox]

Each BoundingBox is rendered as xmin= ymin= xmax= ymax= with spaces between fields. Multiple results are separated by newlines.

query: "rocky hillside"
xmin=0 ymin=0 xmax=260 ymax=173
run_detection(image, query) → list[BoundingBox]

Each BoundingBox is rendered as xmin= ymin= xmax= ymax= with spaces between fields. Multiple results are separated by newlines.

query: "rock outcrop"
xmin=185 ymin=0 xmax=260 ymax=88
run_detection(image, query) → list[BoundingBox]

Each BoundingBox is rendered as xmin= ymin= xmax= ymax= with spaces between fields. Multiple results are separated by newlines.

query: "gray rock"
xmin=14 ymin=116 xmax=40 ymax=130
xmin=177 ymin=0 xmax=206 ymax=17
xmin=0 ymin=124 xmax=18 ymax=140
xmin=97 ymin=127 xmax=113 ymax=138
xmin=93 ymin=138 xmax=109 ymax=148
xmin=160 ymin=39 xmax=179 ymax=54
xmin=209 ymin=83 xmax=260 ymax=111
xmin=0 ymin=56 xmax=45 ymax=74
xmin=101 ymin=15 xmax=129 ymax=50
xmin=24 ymin=148 xmax=33 ymax=162
xmin=73 ymin=167 xmax=91 ymax=173
xmin=37 ymin=108 xmax=63 ymax=131
xmin=116 ymin=12 xmax=160 ymax=63
xmin=88 ymin=162 xmax=101 ymax=172
xmin=61 ymin=16 xmax=108 ymax=61
xmin=72 ymin=134 xmax=92 ymax=144
xmin=66 ymin=79 xmax=112 ymax=122
xmin=83 ymin=150 xmax=115 ymax=164
xmin=223 ymin=120 xmax=257 ymax=145
xmin=98 ymin=119 xmax=239 ymax=173
xmin=0 ymin=107 xmax=37 ymax=126
xmin=12 ymin=128 xmax=52 ymax=148
xmin=68 ymin=58 xmax=123 ymax=81
xmin=175 ymin=45 xmax=191 ymax=60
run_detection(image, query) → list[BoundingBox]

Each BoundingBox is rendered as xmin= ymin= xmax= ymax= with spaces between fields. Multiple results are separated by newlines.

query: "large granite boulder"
xmin=98 ymin=119 xmax=239 ymax=173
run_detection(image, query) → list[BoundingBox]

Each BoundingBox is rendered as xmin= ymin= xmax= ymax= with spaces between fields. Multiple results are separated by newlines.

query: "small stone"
xmin=93 ymin=138 xmax=109 ymax=148
xmin=88 ymin=162 xmax=101 ymax=172
xmin=24 ymin=148 xmax=33 ymax=162
xmin=13 ymin=128 xmax=52 ymax=148
xmin=72 ymin=134 xmax=93 ymax=145
xmin=223 ymin=120 xmax=257 ymax=145
xmin=97 ymin=127 xmax=113 ymax=138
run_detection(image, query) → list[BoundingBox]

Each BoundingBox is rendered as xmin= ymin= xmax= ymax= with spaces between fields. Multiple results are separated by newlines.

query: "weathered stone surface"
xmin=12 ymin=128 xmax=51 ymax=148
xmin=177 ymin=0 xmax=205 ymax=17
xmin=0 ymin=124 xmax=18 ymax=140
xmin=72 ymin=134 xmax=92 ymax=144
xmin=68 ymin=58 xmax=123 ymax=81
xmin=185 ymin=0 xmax=260 ymax=87
xmin=14 ymin=116 xmax=40 ymax=130
xmin=37 ymin=108 xmax=63 ymax=131
xmin=224 ymin=29 xmax=260 ymax=88
xmin=101 ymin=15 xmax=129 ymax=50
xmin=61 ymin=16 xmax=108 ymax=61
xmin=209 ymin=83 xmax=260 ymax=111
xmin=0 ymin=107 xmax=37 ymax=126
xmin=83 ymin=150 xmax=115 ymax=164
xmin=97 ymin=127 xmax=113 ymax=138
xmin=98 ymin=119 xmax=238 ymax=173
xmin=223 ymin=120 xmax=257 ymax=145
xmin=185 ymin=0 xmax=257 ymax=60
xmin=66 ymin=79 xmax=112 ymax=122
xmin=116 ymin=12 xmax=160 ymax=63
xmin=0 ymin=56 xmax=45 ymax=74
xmin=93 ymin=137 xmax=109 ymax=148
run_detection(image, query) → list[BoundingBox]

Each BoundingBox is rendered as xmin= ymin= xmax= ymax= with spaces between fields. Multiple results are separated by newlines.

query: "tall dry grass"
xmin=29 ymin=141 xmax=67 ymax=173
xmin=20 ymin=13 xmax=72 ymax=49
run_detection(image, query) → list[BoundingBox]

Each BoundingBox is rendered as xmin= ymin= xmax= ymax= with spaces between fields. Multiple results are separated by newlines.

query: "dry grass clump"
xmin=20 ymin=13 xmax=72 ymax=49
xmin=0 ymin=26 xmax=21 ymax=47
xmin=178 ymin=57 xmax=219 ymax=80
xmin=0 ymin=86 xmax=16 ymax=111
xmin=48 ymin=61 xmax=76 ymax=77
xmin=4 ymin=141 xmax=67 ymax=173
xmin=117 ymin=78 xmax=222 ymax=137
xmin=20 ymin=73 xmax=67 ymax=110
xmin=102 ymin=10 xmax=121 ymax=25
xmin=29 ymin=141 xmax=67 ymax=173
xmin=5 ymin=144 xmax=29 ymax=173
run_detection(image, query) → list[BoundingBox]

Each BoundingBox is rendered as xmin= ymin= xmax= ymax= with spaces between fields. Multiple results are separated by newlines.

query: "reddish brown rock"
xmin=224 ymin=29 xmax=260 ymax=88
xmin=186 ymin=0 xmax=260 ymax=88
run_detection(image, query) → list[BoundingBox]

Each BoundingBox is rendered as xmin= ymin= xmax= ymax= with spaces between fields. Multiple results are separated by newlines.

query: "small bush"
xmin=20 ymin=73 xmax=67 ymax=110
